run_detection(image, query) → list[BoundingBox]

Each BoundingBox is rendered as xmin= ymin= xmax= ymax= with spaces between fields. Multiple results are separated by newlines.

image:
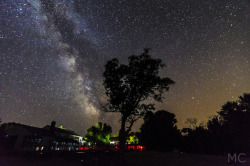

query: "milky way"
xmin=0 ymin=0 xmax=249 ymax=135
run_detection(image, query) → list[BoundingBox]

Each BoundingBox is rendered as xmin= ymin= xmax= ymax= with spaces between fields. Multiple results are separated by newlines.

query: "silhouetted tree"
xmin=113 ymin=131 xmax=140 ymax=144
xmin=217 ymin=93 xmax=250 ymax=152
xmin=182 ymin=93 xmax=250 ymax=154
xmin=85 ymin=122 xmax=112 ymax=146
xmin=0 ymin=122 xmax=17 ymax=134
xmin=205 ymin=115 xmax=226 ymax=153
xmin=185 ymin=118 xmax=198 ymax=129
xmin=103 ymin=49 xmax=174 ymax=151
xmin=0 ymin=122 xmax=19 ymax=151
xmin=0 ymin=120 xmax=4 ymax=138
xmin=181 ymin=122 xmax=208 ymax=154
xmin=140 ymin=110 xmax=181 ymax=151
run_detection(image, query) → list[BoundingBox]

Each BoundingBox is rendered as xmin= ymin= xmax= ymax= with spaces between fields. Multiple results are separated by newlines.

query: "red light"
xmin=79 ymin=147 xmax=83 ymax=150
xmin=84 ymin=147 xmax=89 ymax=150
xmin=127 ymin=145 xmax=145 ymax=151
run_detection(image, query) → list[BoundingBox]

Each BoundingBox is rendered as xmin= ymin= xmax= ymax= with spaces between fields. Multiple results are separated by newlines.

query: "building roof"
xmin=4 ymin=123 xmax=81 ymax=144
xmin=6 ymin=123 xmax=50 ymax=137
xmin=5 ymin=123 xmax=81 ymax=138
xmin=43 ymin=125 xmax=80 ymax=136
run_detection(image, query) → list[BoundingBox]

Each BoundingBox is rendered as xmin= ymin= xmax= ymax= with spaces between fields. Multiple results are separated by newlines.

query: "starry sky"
xmin=0 ymin=0 xmax=249 ymax=135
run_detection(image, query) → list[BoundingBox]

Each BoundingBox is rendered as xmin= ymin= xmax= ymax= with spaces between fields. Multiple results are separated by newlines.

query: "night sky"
xmin=0 ymin=0 xmax=249 ymax=135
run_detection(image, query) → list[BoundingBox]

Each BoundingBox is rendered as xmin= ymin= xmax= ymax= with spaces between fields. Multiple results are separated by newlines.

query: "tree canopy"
xmin=216 ymin=93 xmax=250 ymax=151
xmin=85 ymin=122 xmax=112 ymax=146
xmin=126 ymin=132 xmax=140 ymax=145
xmin=182 ymin=93 xmax=250 ymax=153
xmin=103 ymin=49 xmax=174 ymax=151
xmin=140 ymin=110 xmax=180 ymax=151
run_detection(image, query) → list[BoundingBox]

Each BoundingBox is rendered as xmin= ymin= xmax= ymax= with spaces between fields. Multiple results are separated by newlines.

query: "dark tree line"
xmin=138 ymin=93 xmax=250 ymax=154
xmin=102 ymin=49 xmax=250 ymax=154
xmin=140 ymin=110 xmax=181 ymax=151
xmin=1 ymin=93 xmax=249 ymax=154
xmin=181 ymin=93 xmax=250 ymax=154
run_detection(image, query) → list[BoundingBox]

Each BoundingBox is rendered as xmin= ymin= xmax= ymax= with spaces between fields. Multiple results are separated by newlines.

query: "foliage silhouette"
xmin=102 ymin=49 xmax=174 ymax=151
xmin=126 ymin=132 xmax=140 ymax=144
xmin=85 ymin=122 xmax=112 ymax=146
xmin=140 ymin=110 xmax=181 ymax=151
xmin=185 ymin=118 xmax=198 ymax=129
xmin=217 ymin=93 xmax=250 ymax=152
xmin=182 ymin=93 xmax=250 ymax=154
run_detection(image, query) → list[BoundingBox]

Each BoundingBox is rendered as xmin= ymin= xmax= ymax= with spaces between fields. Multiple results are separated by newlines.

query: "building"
xmin=3 ymin=121 xmax=84 ymax=152
xmin=110 ymin=137 xmax=119 ymax=145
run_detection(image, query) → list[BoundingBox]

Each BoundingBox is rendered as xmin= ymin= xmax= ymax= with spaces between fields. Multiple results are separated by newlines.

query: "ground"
xmin=0 ymin=151 xmax=249 ymax=166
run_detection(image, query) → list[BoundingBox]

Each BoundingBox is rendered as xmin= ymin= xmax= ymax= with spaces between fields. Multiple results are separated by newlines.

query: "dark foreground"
xmin=0 ymin=151 xmax=249 ymax=166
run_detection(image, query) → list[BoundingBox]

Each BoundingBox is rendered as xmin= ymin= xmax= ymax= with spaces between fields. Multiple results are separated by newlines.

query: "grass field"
xmin=0 ymin=151 xmax=249 ymax=166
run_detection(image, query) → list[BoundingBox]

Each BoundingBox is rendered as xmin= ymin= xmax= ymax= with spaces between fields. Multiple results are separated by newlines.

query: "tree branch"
xmin=125 ymin=116 xmax=140 ymax=134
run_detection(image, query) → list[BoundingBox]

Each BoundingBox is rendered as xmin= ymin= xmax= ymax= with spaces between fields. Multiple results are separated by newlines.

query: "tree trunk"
xmin=119 ymin=116 xmax=127 ymax=152
xmin=119 ymin=116 xmax=127 ymax=166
